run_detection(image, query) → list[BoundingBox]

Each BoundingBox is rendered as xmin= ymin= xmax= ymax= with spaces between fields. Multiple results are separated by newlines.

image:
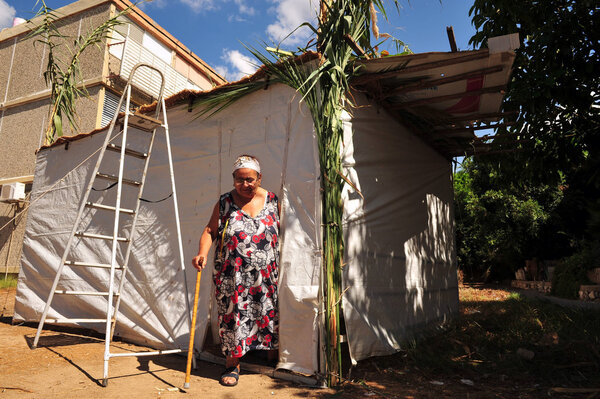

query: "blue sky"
xmin=1 ymin=0 xmax=479 ymax=80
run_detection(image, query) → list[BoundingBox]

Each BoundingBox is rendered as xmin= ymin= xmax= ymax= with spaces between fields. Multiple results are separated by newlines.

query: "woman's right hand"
xmin=192 ymin=255 xmax=206 ymax=270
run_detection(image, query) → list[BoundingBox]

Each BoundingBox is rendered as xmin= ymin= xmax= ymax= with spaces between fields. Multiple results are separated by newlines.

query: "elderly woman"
xmin=192 ymin=155 xmax=279 ymax=387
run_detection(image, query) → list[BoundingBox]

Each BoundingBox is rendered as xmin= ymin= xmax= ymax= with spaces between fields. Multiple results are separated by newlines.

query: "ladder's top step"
xmin=118 ymin=112 xmax=163 ymax=132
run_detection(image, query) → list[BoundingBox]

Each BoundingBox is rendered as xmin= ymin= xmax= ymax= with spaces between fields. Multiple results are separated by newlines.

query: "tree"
xmin=454 ymin=158 xmax=565 ymax=280
xmin=469 ymin=0 xmax=599 ymax=181
xmin=457 ymin=0 xmax=599 ymax=280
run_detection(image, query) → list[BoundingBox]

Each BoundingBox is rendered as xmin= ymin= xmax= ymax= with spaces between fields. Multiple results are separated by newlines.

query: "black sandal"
xmin=220 ymin=364 xmax=240 ymax=387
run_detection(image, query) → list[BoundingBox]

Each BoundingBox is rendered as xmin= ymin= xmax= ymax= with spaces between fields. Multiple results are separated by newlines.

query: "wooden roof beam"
xmin=344 ymin=34 xmax=370 ymax=59
xmin=353 ymin=50 xmax=490 ymax=84
xmin=446 ymin=26 xmax=458 ymax=52
xmin=385 ymin=65 xmax=504 ymax=96
xmin=444 ymin=111 xmax=519 ymax=122
xmin=388 ymin=84 xmax=507 ymax=109
xmin=432 ymin=122 xmax=515 ymax=136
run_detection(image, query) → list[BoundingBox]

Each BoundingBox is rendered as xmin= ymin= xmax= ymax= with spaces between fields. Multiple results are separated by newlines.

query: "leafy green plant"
xmin=464 ymin=0 xmax=600 ymax=281
xmin=552 ymin=244 xmax=600 ymax=299
xmin=454 ymin=158 xmax=564 ymax=281
xmin=28 ymin=0 xmax=131 ymax=144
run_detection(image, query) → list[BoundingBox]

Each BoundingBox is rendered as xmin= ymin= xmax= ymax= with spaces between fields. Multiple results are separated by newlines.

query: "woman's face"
xmin=233 ymin=168 xmax=261 ymax=200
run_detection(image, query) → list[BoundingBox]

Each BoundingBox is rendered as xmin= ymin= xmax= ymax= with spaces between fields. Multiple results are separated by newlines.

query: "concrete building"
xmin=0 ymin=0 xmax=226 ymax=274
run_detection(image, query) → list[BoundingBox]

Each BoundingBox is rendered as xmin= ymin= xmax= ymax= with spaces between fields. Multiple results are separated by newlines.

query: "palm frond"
xmin=28 ymin=1 xmax=133 ymax=143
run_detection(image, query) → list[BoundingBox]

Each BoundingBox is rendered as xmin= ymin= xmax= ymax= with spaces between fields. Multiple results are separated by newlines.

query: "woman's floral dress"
xmin=213 ymin=191 xmax=279 ymax=358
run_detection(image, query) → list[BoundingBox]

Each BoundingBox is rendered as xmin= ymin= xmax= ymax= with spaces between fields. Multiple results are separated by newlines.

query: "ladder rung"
xmin=119 ymin=112 xmax=163 ymax=132
xmin=86 ymin=202 xmax=135 ymax=215
xmin=45 ymin=318 xmax=110 ymax=324
xmin=54 ymin=290 xmax=120 ymax=297
xmin=106 ymin=143 xmax=148 ymax=159
xmin=96 ymin=172 xmax=141 ymax=187
xmin=65 ymin=261 xmax=124 ymax=269
xmin=75 ymin=232 xmax=129 ymax=242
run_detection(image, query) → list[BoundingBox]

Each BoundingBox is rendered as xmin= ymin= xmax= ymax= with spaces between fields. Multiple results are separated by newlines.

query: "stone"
xmin=517 ymin=348 xmax=535 ymax=360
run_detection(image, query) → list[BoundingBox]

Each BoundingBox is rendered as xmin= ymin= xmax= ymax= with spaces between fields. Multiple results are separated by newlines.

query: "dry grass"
xmin=342 ymin=285 xmax=600 ymax=398
xmin=0 ymin=275 xmax=17 ymax=290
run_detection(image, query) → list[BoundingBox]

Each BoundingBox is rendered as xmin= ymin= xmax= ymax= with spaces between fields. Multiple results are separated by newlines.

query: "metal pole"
xmin=103 ymin=83 xmax=132 ymax=387
xmin=161 ymin=97 xmax=195 ymax=369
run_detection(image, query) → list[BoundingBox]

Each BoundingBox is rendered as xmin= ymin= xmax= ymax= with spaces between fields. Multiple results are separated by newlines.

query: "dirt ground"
xmin=0 ymin=287 xmax=485 ymax=399
xmin=0 ymin=288 xmax=339 ymax=399
xmin=1 ymin=286 xmax=597 ymax=398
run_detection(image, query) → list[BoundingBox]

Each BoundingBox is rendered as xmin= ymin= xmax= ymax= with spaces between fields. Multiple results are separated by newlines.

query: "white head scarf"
xmin=233 ymin=155 xmax=261 ymax=174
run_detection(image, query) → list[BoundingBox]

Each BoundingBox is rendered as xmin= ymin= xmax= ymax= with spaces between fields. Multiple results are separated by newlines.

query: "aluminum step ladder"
xmin=31 ymin=63 xmax=194 ymax=387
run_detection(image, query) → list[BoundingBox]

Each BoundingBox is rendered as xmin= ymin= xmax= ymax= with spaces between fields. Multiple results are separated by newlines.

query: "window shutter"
xmin=101 ymin=90 xmax=126 ymax=128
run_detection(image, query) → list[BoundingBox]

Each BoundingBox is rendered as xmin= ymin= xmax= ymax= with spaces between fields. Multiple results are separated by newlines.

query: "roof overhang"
xmin=351 ymin=33 xmax=519 ymax=157
xmin=39 ymin=35 xmax=518 ymax=157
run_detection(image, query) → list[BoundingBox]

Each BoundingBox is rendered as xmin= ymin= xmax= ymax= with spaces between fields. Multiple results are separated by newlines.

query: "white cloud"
xmin=139 ymin=0 xmax=167 ymax=10
xmin=228 ymin=14 xmax=247 ymax=23
xmin=214 ymin=65 xmax=229 ymax=78
xmin=179 ymin=0 xmax=217 ymax=13
xmin=234 ymin=0 xmax=255 ymax=16
xmin=217 ymin=49 xmax=258 ymax=81
xmin=0 ymin=0 xmax=16 ymax=30
xmin=266 ymin=0 xmax=318 ymax=46
xmin=141 ymin=0 xmax=251 ymax=19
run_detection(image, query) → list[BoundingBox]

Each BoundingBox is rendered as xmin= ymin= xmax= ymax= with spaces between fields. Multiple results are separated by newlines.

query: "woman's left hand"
xmin=192 ymin=255 xmax=206 ymax=270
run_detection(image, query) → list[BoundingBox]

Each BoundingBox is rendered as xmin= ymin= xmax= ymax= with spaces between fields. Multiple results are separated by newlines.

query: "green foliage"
xmin=552 ymin=243 xmax=600 ymax=299
xmin=454 ymin=158 xmax=564 ymax=280
xmin=469 ymin=0 xmax=599 ymax=178
xmin=459 ymin=0 xmax=599 ymax=280
xmin=28 ymin=0 xmax=130 ymax=144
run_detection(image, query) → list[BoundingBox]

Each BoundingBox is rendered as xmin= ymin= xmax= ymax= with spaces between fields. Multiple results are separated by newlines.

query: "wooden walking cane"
xmin=183 ymin=265 xmax=202 ymax=389
xmin=184 ymin=220 xmax=227 ymax=389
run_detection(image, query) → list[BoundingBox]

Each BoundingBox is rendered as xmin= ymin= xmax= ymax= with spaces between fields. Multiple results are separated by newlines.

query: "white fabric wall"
xmin=341 ymin=93 xmax=459 ymax=363
xmin=14 ymin=83 xmax=322 ymax=375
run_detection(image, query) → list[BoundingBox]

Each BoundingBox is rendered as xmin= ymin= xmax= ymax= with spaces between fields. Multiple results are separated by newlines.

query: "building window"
xmin=101 ymin=90 xmax=127 ymax=128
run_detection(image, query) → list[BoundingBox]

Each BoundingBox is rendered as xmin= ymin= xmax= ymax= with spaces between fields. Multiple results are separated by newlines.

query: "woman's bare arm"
xmin=192 ymin=202 xmax=219 ymax=270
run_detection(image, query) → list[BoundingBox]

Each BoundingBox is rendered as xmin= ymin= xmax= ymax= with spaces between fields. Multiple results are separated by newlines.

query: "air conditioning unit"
xmin=1 ymin=182 xmax=26 ymax=201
